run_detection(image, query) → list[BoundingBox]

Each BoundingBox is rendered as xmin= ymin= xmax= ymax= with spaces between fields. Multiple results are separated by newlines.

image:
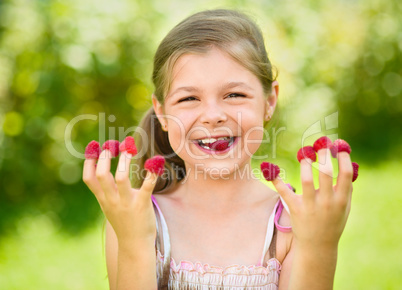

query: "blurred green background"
xmin=0 ymin=0 xmax=401 ymax=289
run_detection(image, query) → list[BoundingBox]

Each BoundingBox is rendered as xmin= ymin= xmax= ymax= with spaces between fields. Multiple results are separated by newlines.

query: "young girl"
xmin=83 ymin=9 xmax=354 ymax=289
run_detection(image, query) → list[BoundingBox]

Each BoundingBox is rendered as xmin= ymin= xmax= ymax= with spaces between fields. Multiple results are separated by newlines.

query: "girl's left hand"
xmin=272 ymin=148 xmax=354 ymax=250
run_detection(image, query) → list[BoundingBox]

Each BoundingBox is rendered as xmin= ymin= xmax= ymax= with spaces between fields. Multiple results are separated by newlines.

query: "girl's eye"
xmin=178 ymin=96 xmax=197 ymax=103
xmin=227 ymin=93 xmax=246 ymax=98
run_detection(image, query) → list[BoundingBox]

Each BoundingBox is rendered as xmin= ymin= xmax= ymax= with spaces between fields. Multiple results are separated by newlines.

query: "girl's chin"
xmin=182 ymin=160 xmax=252 ymax=179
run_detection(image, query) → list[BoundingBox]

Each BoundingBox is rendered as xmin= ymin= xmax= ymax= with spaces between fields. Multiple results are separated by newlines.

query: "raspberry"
xmin=260 ymin=162 xmax=280 ymax=181
xmin=331 ymin=139 xmax=351 ymax=158
xmin=210 ymin=139 xmax=230 ymax=151
xmin=102 ymin=140 xmax=120 ymax=157
xmin=352 ymin=162 xmax=359 ymax=182
xmin=313 ymin=136 xmax=332 ymax=152
xmin=85 ymin=140 xmax=101 ymax=159
xmin=297 ymin=146 xmax=317 ymax=162
xmin=144 ymin=155 xmax=165 ymax=176
xmin=119 ymin=136 xmax=137 ymax=155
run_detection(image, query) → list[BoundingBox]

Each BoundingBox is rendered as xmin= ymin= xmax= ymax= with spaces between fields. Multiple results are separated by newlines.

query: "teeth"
xmin=197 ymin=137 xmax=236 ymax=150
xmin=198 ymin=137 xmax=231 ymax=144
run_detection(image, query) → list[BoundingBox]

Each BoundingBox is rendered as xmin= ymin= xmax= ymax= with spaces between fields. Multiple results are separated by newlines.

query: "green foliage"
xmin=0 ymin=215 xmax=108 ymax=289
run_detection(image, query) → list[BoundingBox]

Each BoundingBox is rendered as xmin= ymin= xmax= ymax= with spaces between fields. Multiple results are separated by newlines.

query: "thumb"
xmin=271 ymin=177 xmax=295 ymax=212
xmin=138 ymin=171 xmax=158 ymax=200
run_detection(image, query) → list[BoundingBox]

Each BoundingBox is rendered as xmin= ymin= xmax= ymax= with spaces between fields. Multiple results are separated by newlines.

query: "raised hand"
xmin=262 ymin=138 xmax=359 ymax=289
xmin=82 ymin=138 xmax=162 ymax=245
xmin=261 ymin=137 xmax=359 ymax=249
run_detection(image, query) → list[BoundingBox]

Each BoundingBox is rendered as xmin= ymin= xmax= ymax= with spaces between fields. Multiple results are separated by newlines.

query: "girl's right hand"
xmin=83 ymin=149 xmax=158 ymax=245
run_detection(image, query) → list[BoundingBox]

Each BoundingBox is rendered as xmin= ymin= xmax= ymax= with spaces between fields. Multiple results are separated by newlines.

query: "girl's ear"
xmin=264 ymin=81 xmax=279 ymax=121
xmin=152 ymin=94 xmax=168 ymax=131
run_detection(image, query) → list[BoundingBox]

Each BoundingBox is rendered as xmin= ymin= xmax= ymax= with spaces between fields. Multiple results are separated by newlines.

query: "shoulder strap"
xmin=274 ymin=199 xmax=292 ymax=233
xmin=258 ymin=199 xmax=279 ymax=266
xmin=260 ymin=199 xmax=292 ymax=266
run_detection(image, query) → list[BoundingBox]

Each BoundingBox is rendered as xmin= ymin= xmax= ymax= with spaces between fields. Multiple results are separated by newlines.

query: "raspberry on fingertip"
xmin=352 ymin=162 xmax=359 ymax=182
xmin=119 ymin=136 xmax=137 ymax=155
xmin=297 ymin=146 xmax=317 ymax=163
xmin=261 ymin=162 xmax=280 ymax=181
xmin=102 ymin=140 xmax=120 ymax=157
xmin=313 ymin=136 xmax=333 ymax=152
xmin=144 ymin=155 xmax=165 ymax=176
xmin=331 ymin=139 xmax=351 ymax=158
xmin=85 ymin=141 xmax=101 ymax=159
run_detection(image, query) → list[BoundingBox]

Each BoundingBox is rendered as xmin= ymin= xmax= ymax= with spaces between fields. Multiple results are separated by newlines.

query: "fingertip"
xmin=338 ymin=152 xmax=353 ymax=173
xmin=84 ymin=158 xmax=97 ymax=166
xmin=272 ymin=177 xmax=294 ymax=205
xmin=338 ymin=151 xmax=352 ymax=161
xmin=271 ymin=177 xmax=282 ymax=187
xmin=120 ymin=151 xmax=133 ymax=159
xmin=83 ymin=159 xmax=97 ymax=178
xmin=141 ymin=171 xmax=158 ymax=192
xmin=300 ymin=158 xmax=313 ymax=167
xmin=99 ymin=149 xmax=113 ymax=160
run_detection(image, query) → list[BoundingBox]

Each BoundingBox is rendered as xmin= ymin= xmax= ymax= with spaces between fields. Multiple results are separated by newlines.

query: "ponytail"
xmin=132 ymin=107 xmax=186 ymax=193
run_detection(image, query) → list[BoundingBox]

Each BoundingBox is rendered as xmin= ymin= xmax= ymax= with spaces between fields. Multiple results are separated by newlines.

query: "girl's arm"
xmin=106 ymin=221 xmax=157 ymax=290
xmin=83 ymin=150 xmax=158 ymax=289
xmin=279 ymin=237 xmax=337 ymax=290
xmin=274 ymin=149 xmax=354 ymax=290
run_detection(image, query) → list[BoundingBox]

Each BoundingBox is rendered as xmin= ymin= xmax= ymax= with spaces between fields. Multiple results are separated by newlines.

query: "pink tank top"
xmin=152 ymin=195 xmax=291 ymax=289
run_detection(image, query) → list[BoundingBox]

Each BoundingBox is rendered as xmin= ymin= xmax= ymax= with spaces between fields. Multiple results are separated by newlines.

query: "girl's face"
xmin=153 ymin=47 xmax=278 ymax=177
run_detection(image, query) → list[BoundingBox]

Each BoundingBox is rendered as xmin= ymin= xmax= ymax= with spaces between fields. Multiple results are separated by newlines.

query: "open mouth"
xmin=193 ymin=136 xmax=237 ymax=153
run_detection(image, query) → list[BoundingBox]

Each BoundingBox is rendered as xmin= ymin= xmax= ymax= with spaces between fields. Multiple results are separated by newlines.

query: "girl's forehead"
xmin=170 ymin=48 xmax=258 ymax=86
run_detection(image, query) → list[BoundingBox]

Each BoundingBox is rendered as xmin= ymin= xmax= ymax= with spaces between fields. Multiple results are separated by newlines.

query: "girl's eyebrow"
xmin=171 ymin=86 xmax=200 ymax=95
xmin=221 ymin=81 xmax=255 ymax=92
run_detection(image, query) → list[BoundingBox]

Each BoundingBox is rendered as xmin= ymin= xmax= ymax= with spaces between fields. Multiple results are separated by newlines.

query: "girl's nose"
xmin=199 ymin=101 xmax=228 ymax=125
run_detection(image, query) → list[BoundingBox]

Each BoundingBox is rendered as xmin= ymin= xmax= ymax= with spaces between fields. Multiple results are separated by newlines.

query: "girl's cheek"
xmin=243 ymin=127 xmax=265 ymax=156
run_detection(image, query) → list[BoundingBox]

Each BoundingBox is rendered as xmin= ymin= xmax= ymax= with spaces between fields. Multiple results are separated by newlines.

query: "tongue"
xmin=210 ymin=139 xmax=230 ymax=151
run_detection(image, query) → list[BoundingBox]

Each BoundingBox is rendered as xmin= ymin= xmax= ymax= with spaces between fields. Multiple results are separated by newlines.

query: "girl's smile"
xmin=153 ymin=46 xmax=277 ymax=176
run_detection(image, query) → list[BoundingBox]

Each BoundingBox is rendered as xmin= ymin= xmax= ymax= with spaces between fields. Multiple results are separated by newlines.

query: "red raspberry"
xmin=210 ymin=139 xmax=230 ymax=151
xmin=313 ymin=136 xmax=333 ymax=152
xmin=144 ymin=155 xmax=165 ymax=176
xmin=352 ymin=162 xmax=359 ymax=182
xmin=297 ymin=146 xmax=317 ymax=162
xmin=85 ymin=140 xmax=101 ymax=159
xmin=119 ymin=136 xmax=137 ymax=155
xmin=331 ymin=139 xmax=351 ymax=158
xmin=260 ymin=162 xmax=280 ymax=181
xmin=102 ymin=140 xmax=120 ymax=157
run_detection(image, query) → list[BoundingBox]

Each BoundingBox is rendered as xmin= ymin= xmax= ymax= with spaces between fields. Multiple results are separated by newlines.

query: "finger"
xmin=300 ymin=159 xmax=315 ymax=203
xmin=115 ymin=151 xmax=134 ymax=202
xmin=83 ymin=159 xmax=105 ymax=200
xmin=317 ymin=149 xmax=334 ymax=197
xmin=336 ymin=152 xmax=353 ymax=201
xmin=138 ymin=171 xmax=158 ymax=201
xmin=96 ymin=150 xmax=118 ymax=201
xmin=271 ymin=177 xmax=296 ymax=212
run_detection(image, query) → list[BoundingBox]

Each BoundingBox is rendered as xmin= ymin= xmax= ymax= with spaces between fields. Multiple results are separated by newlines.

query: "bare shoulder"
xmin=255 ymin=179 xmax=281 ymax=203
xmin=152 ymin=185 xmax=181 ymax=206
